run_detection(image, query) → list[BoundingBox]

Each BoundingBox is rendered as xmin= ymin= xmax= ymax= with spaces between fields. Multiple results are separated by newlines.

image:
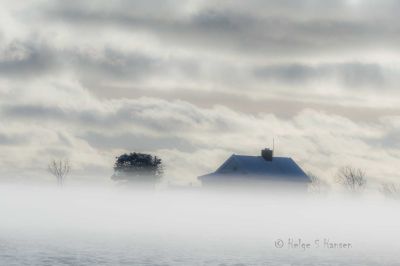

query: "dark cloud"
xmin=254 ymin=64 xmax=319 ymax=83
xmin=68 ymin=47 xmax=200 ymax=86
xmin=0 ymin=40 xmax=201 ymax=86
xmin=0 ymin=42 xmax=58 ymax=77
xmin=69 ymin=48 xmax=160 ymax=81
xmin=371 ymin=130 xmax=400 ymax=149
xmin=338 ymin=63 xmax=384 ymax=88
xmin=0 ymin=133 xmax=27 ymax=145
xmin=0 ymin=40 xmax=387 ymax=92
xmin=1 ymin=100 xmax=224 ymax=133
xmin=43 ymin=3 xmax=400 ymax=57
xmin=1 ymin=104 xmax=123 ymax=128
xmin=1 ymin=2 xmax=397 ymax=96
xmin=254 ymin=62 xmax=385 ymax=88
xmin=81 ymin=131 xmax=195 ymax=152
xmin=2 ymin=105 xmax=66 ymax=119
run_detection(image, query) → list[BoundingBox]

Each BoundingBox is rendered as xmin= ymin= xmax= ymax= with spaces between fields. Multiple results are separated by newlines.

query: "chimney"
xmin=261 ymin=148 xmax=273 ymax=161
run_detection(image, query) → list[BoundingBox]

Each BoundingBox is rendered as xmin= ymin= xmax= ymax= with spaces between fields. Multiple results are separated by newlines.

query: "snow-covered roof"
xmin=199 ymin=154 xmax=309 ymax=182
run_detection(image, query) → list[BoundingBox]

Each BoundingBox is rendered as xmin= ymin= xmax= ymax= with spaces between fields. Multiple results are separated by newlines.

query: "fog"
xmin=1 ymin=184 xmax=399 ymax=265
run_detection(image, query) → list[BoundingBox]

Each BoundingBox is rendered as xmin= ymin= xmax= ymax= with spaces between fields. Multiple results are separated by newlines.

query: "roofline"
xmin=198 ymin=155 xmax=310 ymax=182
xmin=197 ymin=173 xmax=215 ymax=180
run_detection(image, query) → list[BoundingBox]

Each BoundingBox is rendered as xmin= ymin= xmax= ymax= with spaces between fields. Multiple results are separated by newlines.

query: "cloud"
xmin=0 ymin=41 xmax=58 ymax=77
xmin=81 ymin=131 xmax=195 ymax=152
xmin=0 ymin=133 xmax=27 ymax=145
xmin=3 ymin=104 xmax=66 ymax=120
xmin=41 ymin=1 xmax=400 ymax=57
xmin=254 ymin=62 xmax=385 ymax=88
xmin=2 ymin=1 xmax=400 ymax=105
xmin=0 ymin=82 xmax=398 ymax=183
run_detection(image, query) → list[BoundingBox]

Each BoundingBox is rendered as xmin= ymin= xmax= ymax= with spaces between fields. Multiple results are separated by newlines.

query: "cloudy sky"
xmin=1 ymin=0 xmax=399 ymax=184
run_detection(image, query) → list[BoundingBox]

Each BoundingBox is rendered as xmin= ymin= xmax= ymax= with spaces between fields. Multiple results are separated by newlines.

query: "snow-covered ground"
xmin=0 ymin=185 xmax=399 ymax=266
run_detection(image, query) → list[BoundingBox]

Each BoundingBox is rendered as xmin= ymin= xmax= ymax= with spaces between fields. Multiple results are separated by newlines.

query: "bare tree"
xmin=48 ymin=159 xmax=71 ymax=186
xmin=380 ymin=183 xmax=400 ymax=200
xmin=308 ymin=172 xmax=330 ymax=194
xmin=335 ymin=166 xmax=367 ymax=193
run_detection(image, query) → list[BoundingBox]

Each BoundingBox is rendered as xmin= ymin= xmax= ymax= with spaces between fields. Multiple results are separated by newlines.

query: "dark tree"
xmin=48 ymin=159 xmax=71 ymax=187
xmin=307 ymin=172 xmax=330 ymax=195
xmin=111 ymin=152 xmax=163 ymax=184
xmin=380 ymin=183 xmax=400 ymax=200
xmin=335 ymin=166 xmax=366 ymax=193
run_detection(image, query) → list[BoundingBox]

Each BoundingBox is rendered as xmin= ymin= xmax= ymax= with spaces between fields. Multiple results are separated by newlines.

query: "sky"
xmin=0 ymin=0 xmax=399 ymax=185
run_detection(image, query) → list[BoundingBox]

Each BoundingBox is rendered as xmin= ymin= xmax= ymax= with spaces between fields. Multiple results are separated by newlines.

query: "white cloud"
xmin=0 ymin=78 xmax=398 ymax=185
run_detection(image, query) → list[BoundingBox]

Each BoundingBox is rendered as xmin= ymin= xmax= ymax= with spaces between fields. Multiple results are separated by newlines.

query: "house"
xmin=198 ymin=148 xmax=310 ymax=191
